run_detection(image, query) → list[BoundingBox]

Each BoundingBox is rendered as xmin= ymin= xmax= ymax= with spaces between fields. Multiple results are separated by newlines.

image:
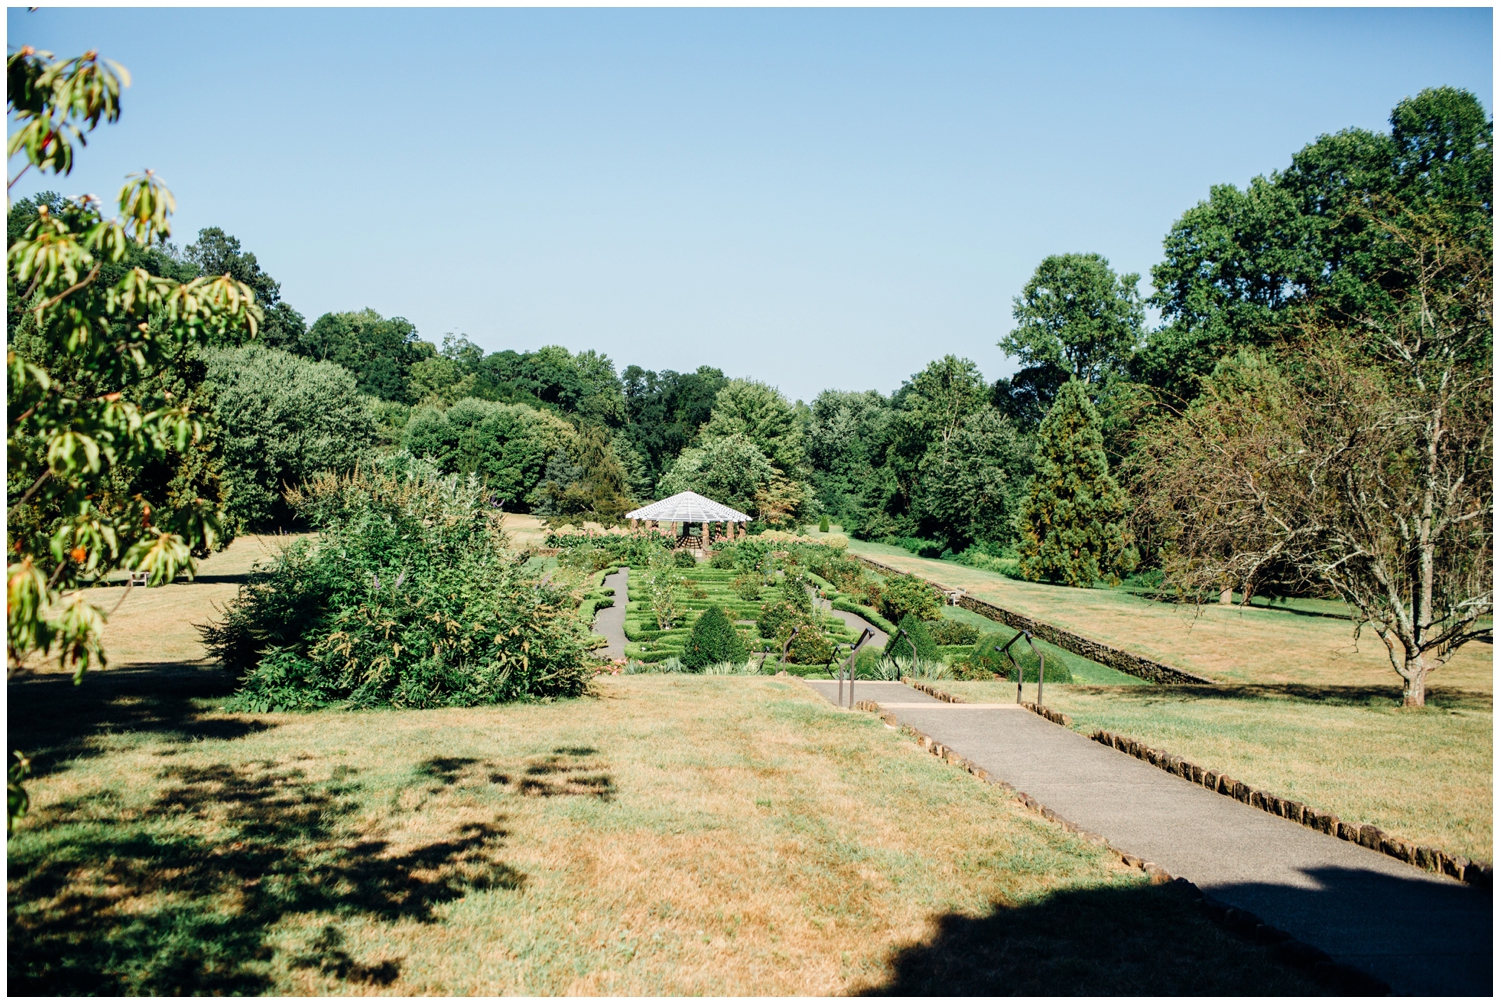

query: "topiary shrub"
xmin=928 ymin=618 xmax=979 ymax=646
xmin=877 ymin=573 xmax=941 ymax=624
xmin=884 ymin=614 xmax=939 ymax=662
xmin=683 ymin=605 xmax=749 ymax=670
xmin=673 ymin=549 xmax=699 ymax=568
xmin=967 ymin=631 xmax=1072 ymax=683
xmin=819 ymin=515 xmax=830 ymax=532
xmin=208 ymin=454 xmax=591 ymax=712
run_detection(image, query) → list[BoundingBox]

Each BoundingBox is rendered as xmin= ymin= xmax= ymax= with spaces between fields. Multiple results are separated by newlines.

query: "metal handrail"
xmin=839 ymin=627 xmax=875 ymax=708
xmin=996 ymin=629 xmax=1046 ymax=705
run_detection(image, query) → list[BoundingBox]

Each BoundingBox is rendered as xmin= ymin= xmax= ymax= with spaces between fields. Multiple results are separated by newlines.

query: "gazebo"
xmin=626 ymin=491 xmax=751 ymax=551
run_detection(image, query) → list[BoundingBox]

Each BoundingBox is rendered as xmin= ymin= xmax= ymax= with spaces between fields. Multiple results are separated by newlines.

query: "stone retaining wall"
xmin=853 ymin=555 xmax=1212 ymax=684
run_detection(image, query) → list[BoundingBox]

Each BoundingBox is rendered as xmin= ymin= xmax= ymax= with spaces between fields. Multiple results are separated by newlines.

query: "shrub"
xmin=672 ymin=549 xmax=699 ymax=568
xmin=967 ymin=631 xmax=1072 ymax=683
xmin=709 ymin=545 xmax=737 ymax=569
xmin=784 ymin=621 xmax=835 ymax=665
xmin=731 ymin=574 xmax=762 ymax=601
xmin=928 ymin=619 xmax=979 ymax=646
xmin=639 ymin=550 xmax=682 ymax=630
xmin=779 ymin=573 xmax=814 ymax=614
xmin=819 ymin=515 xmax=830 ymax=532
xmin=853 ymin=647 xmax=888 ymax=679
xmin=683 ymin=606 xmax=748 ymax=670
xmin=884 ymin=614 xmax=939 ymax=661
xmin=757 ymin=599 xmax=802 ymax=640
xmin=205 ymin=345 xmax=379 ymax=531
xmin=208 ymin=454 xmax=591 ymax=711
xmin=877 ymin=573 xmax=941 ymax=624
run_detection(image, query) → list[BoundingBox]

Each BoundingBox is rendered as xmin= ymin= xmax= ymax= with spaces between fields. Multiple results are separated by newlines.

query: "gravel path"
xmin=592 ymin=567 xmax=629 ymax=660
xmin=804 ymin=679 xmax=1492 ymax=996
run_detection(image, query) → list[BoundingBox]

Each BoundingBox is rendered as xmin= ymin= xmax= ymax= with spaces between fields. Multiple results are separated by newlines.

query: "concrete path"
xmin=592 ymin=567 xmax=629 ymax=659
xmin=805 ymin=680 xmax=1492 ymax=996
xmin=825 ymin=605 xmax=888 ymax=650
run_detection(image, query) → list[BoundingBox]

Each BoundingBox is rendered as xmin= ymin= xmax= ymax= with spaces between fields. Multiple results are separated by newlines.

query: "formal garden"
xmin=7 ymin=25 xmax=1490 ymax=997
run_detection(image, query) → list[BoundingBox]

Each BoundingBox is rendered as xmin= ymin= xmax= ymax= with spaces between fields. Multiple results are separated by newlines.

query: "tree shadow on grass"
xmin=7 ymin=662 xmax=271 ymax=780
xmin=8 ymin=757 xmax=525 ymax=995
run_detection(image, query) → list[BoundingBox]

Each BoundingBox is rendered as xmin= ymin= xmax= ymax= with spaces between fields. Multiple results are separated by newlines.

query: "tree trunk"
xmin=1219 ymin=586 xmax=1233 ymax=605
xmin=1402 ymin=657 xmax=1429 ymax=707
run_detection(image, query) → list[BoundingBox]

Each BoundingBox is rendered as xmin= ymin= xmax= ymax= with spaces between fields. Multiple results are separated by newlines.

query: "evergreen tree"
xmin=683 ymin=606 xmax=748 ymax=669
xmin=1018 ymin=379 xmax=1137 ymax=586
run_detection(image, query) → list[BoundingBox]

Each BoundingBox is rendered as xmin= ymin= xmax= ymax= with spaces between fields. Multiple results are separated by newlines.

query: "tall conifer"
xmin=1018 ymin=379 xmax=1137 ymax=586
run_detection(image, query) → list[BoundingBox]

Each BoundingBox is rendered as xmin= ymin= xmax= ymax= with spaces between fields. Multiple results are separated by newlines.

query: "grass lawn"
xmin=845 ymin=539 xmax=1494 ymax=695
xmin=623 ymin=561 xmax=860 ymax=670
xmin=941 ymin=681 xmax=1493 ymax=865
xmin=8 ymin=667 xmax=1322 ymax=995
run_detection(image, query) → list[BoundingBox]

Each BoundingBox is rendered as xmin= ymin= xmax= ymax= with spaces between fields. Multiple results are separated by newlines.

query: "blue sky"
xmin=8 ymin=7 xmax=1492 ymax=403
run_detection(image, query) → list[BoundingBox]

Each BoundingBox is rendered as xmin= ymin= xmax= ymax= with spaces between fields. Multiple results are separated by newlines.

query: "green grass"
xmin=942 ymin=680 xmax=1493 ymax=864
xmin=935 ymin=605 xmax=1146 ymax=686
xmin=8 ymin=669 xmax=1321 ymax=995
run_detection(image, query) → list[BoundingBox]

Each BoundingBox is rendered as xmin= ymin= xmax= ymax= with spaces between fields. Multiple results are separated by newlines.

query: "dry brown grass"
xmin=8 ymin=673 xmax=1319 ymax=995
xmin=848 ymin=543 xmax=1493 ymax=694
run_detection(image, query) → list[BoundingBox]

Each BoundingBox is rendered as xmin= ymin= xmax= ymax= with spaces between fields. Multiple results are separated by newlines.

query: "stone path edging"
xmin=853 ymin=554 xmax=1212 ymax=684
xmin=1089 ymin=726 xmax=1493 ymax=887
xmin=897 ymin=678 xmax=1491 ymax=889
xmin=840 ymin=686 xmax=1391 ymax=994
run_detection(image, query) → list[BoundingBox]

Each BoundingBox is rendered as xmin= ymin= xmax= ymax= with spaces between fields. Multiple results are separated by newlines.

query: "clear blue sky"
xmin=8 ymin=7 xmax=1492 ymax=403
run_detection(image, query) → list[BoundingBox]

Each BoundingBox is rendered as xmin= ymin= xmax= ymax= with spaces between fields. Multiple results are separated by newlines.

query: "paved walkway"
xmin=824 ymin=604 xmax=888 ymax=650
xmin=805 ymin=680 xmax=1492 ymax=996
xmin=593 ymin=567 xmax=629 ymax=659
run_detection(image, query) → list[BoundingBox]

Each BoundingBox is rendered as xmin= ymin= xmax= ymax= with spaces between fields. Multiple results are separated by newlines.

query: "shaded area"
xmin=8 ymin=758 xmax=523 ymax=994
xmin=863 ymin=880 xmax=1324 ymax=995
xmin=7 ymin=662 xmax=265 ymax=780
xmin=1059 ymin=681 xmax=1492 ymax=712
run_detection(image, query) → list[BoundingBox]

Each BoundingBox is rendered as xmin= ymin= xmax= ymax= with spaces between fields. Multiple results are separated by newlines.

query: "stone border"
xmin=848 ymin=697 xmax=1391 ymax=995
xmin=899 ymin=677 xmax=1075 ymax=728
xmin=1089 ymin=727 xmax=1492 ymax=887
xmin=852 ymin=555 xmax=1211 ymax=684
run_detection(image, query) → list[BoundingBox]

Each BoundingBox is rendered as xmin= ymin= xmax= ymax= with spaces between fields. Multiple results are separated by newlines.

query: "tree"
xmin=536 ymin=422 xmax=633 ymax=525
xmin=918 ymin=406 xmax=1031 ymax=552
xmin=402 ymin=398 xmax=574 ymax=511
xmin=1017 ymin=379 xmax=1136 ymax=586
xmin=805 ymin=389 xmax=890 ymax=522
xmin=883 ymin=613 xmax=938 ymax=661
xmin=204 ymin=346 xmax=378 ymax=530
xmin=1131 ymin=207 xmax=1491 ymax=706
xmin=301 ymin=308 xmax=426 ymax=402
xmin=621 ymin=364 xmax=727 ymax=486
xmin=700 ymin=378 xmax=809 ymax=478
xmin=184 ymin=227 xmax=305 ymax=350
xmin=7 ymin=45 xmax=260 ymax=822
xmin=1002 ymin=253 xmax=1143 ymax=402
xmin=657 ymin=433 xmax=810 ymax=526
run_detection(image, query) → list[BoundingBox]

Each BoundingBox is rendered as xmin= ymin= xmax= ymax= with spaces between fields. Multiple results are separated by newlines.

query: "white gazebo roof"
xmin=626 ymin=491 xmax=751 ymax=523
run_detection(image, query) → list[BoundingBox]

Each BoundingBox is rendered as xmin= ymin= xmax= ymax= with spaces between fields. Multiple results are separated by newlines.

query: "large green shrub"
xmin=403 ymin=397 xmax=574 ymax=511
xmin=884 ymin=614 xmax=939 ymax=661
xmin=683 ymin=606 xmax=748 ymax=670
xmin=784 ymin=622 xmax=834 ymax=665
xmin=205 ymin=345 xmax=379 ymax=531
xmin=672 ymin=549 xmax=699 ymax=568
xmin=965 ymin=631 xmax=1072 ymax=683
xmin=877 ymin=573 xmax=941 ymax=624
xmin=207 ymin=455 xmax=591 ymax=711
xmin=928 ymin=619 xmax=979 ymax=646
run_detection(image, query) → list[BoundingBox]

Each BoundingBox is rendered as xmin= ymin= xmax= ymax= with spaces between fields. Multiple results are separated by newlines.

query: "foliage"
xmin=620 ymin=364 xmax=728 ymax=487
xmin=709 ymin=545 xmax=737 ymax=569
xmin=962 ymin=631 xmax=1072 ymax=683
xmin=403 ymin=398 xmax=575 ymax=511
xmin=819 ymin=515 xmax=830 ymax=532
xmin=536 ymin=421 xmax=633 ymax=525
xmin=205 ymin=345 xmax=377 ymax=530
xmin=682 ymin=605 xmax=748 ymax=670
xmin=928 ymin=619 xmax=979 ymax=646
xmin=672 ymin=549 xmax=699 ymax=569
xmin=783 ymin=620 xmax=835 ymax=665
xmin=701 ymin=378 xmax=808 ymax=477
xmin=657 ymin=432 xmax=811 ymax=526
xmin=731 ymin=573 xmax=761 ymax=601
xmin=7 ymin=45 xmax=260 ymax=691
xmin=1018 ymin=379 xmax=1137 ymax=587
xmin=700 ymin=658 xmax=763 ymax=676
xmin=756 ymin=599 xmax=803 ymax=643
xmin=184 ymin=227 xmax=305 ymax=350
xmin=1000 ymin=253 xmax=1144 ymax=409
xmin=300 ymin=309 xmax=427 ymax=403
xmin=1130 ymin=208 xmax=1491 ymax=705
xmin=876 ymin=572 xmax=940 ymax=624
xmin=638 ymin=549 xmax=683 ymax=631
xmin=884 ymin=614 xmax=939 ymax=661
xmin=207 ymin=455 xmax=591 ymax=711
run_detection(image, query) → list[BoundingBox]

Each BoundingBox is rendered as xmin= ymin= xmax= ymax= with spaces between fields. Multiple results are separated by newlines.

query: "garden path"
xmin=823 ymin=605 xmax=888 ymax=650
xmin=803 ymin=679 xmax=1491 ymax=996
xmin=593 ymin=567 xmax=629 ymax=660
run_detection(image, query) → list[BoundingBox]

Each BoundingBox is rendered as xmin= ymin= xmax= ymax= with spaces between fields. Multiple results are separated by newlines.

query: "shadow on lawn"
xmin=8 ymin=757 xmax=524 ymax=995
xmin=862 ymin=864 xmax=1491 ymax=996
xmin=7 ymin=662 xmax=269 ymax=779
